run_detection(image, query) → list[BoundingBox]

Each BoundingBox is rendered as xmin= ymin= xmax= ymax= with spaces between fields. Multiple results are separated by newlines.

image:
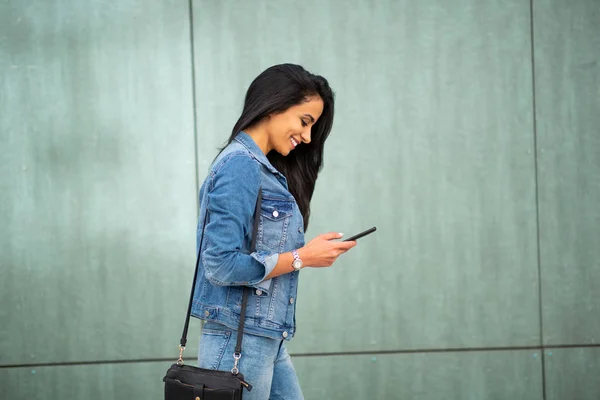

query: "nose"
xmin=301 ymin=129 xmax=312 ymax=144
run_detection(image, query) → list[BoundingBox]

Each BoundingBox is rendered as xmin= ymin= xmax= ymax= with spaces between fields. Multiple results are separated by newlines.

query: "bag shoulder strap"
xmin=235 ymin=188 xmax=262 ymax=353
xmin=178 ymin=187 xmax=262 ymax=366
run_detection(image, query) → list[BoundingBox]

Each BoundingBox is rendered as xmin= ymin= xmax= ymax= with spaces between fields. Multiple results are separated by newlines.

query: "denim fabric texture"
xmin=198 ymin=321 xmax=304 ymax=400
xmin=191 ymin=131 xmax=306 ymax=341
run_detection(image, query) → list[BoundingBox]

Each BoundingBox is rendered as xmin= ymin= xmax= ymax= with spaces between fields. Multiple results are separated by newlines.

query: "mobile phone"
xmin=343 ymin=226 xmax=377 ymax=242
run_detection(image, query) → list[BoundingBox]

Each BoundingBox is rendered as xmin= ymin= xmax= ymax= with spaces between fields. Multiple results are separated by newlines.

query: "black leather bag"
xmin=163 ymin=190 xmax=262 ymax=399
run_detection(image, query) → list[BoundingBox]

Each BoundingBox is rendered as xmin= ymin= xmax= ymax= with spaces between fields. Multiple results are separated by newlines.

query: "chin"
xmin=275 ymin=146 xmax=292 ymax=157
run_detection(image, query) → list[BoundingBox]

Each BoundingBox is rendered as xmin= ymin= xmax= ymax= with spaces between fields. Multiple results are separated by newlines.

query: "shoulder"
xmin=213 ymin=152 xmax=260 ymax=176
xmin=208 ymin=145 xmax=261 ymax=188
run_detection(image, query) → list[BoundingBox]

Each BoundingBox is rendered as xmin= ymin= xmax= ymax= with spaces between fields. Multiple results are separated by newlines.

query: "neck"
xmin=244 ymin=125 xmax=271 ymax=155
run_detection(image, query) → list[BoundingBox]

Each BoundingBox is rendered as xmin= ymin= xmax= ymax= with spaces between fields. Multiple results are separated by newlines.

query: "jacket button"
xmin=255 ymin=289 xmax=262 ymax=296
xmin=272 ymin=210 xmax=279 ymax=218
xmin=289 ymin=298 xmax=294 ymax=304
xmin=282 ymin=331 xmax=289 ymax=338
xmin=204 ymin=310 xmax=210 ymax=317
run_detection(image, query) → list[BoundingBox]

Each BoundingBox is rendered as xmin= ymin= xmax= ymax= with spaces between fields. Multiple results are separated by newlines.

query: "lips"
xmin=290 ymin=137 xmax=299 ymax=148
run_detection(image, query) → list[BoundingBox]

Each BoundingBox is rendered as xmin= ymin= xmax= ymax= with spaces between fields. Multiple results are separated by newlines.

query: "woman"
xmin=191 ymin=63 xmax=356 ymax=399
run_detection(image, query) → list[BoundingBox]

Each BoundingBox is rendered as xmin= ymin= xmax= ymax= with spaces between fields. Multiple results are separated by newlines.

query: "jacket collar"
xmin=234 ymin=131 xmax=283 ymax=177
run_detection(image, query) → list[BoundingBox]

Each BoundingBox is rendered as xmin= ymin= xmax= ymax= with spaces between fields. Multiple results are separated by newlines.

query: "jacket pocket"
xmin=259 ymin=197 xmax=294 ymax=252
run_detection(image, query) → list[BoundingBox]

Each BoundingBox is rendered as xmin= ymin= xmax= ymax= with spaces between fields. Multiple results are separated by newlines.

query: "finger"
xmin=333 ymin=247 xmax=354 ymax=258
xmin=336 ymin=248 xmax=351 ymax=256
xmin=335 ymin=246 xmax=354 ymax=255
xmin=335 ymin=240 xmax=357 ymax=250
xmin=320 ymin=232 xmax=344 ymax=241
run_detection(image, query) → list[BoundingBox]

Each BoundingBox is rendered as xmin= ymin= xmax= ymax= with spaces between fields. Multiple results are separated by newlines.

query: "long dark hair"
xmin=224 ymin=63 xmax=335 ymax=230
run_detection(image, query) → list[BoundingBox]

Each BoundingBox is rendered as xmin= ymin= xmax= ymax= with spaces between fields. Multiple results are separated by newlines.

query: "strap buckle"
xmin=177 ymin=345 xmax=185 ymax=366
xmin=231 ymin=352 xmax=241 ymax=375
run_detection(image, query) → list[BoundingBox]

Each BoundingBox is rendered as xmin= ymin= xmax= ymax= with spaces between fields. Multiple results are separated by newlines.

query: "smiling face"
xmin=264 ymin=96 xmax=324 ymax=156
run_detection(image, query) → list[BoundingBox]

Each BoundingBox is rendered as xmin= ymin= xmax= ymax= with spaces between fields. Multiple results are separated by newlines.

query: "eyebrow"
xmin=303 ymin=114 xmax=315 ymax=123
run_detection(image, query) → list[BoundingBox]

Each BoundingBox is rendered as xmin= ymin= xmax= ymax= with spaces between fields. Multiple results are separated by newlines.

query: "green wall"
xmin=1 ymin=0 xmax=598 ymax=398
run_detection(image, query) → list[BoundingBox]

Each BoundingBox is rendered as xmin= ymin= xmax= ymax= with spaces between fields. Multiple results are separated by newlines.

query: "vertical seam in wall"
xmin=530 ymin=0 xmax=546 ymax=399
xmin=188 ymin=0 xmax=200 ymax=214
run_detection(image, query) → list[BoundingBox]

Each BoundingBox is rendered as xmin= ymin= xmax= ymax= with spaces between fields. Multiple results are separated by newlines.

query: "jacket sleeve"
xmin=201 ymin=153 xmax=279 ymax=292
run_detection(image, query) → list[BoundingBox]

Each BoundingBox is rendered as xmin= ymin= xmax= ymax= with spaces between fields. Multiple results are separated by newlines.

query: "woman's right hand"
xmin=297 ymin=232 xmax=357 ymax=268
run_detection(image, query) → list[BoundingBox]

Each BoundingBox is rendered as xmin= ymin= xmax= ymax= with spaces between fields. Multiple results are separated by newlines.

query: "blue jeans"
xmin=197 ymin=321 xmax=304 ymax=400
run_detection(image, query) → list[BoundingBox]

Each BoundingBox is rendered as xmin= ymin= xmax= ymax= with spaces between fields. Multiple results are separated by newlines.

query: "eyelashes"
xmin=300 ymin=119 xmax=308 ymax=127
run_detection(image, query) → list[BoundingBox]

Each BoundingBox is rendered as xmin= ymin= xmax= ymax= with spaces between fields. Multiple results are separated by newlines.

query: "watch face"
xmin=292 ymin=259 xmax=303 ymax=270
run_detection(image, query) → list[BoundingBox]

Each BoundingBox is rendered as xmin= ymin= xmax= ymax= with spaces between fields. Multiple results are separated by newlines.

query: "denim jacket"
xmin=190 ymin=132 xmax=305 ymax=341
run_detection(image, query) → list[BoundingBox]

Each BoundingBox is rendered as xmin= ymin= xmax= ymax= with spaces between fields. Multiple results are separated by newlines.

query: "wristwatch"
xmin=291 ymin=249 xmax=303 ymax=271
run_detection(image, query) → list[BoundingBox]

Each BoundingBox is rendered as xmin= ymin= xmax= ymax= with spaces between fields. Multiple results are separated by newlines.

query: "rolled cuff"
xmin=249 ymin=252 xmax=279 ymax=293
